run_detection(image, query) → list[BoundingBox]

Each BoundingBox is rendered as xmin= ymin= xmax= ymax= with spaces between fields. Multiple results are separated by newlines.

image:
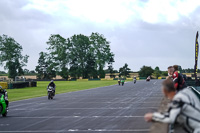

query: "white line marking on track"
xmin=8 ymin=116 xmax=145 ymax=119
xmin=0 ymin=129 xmax=150 ymax=132
xmin=12 ymin=107 xmax=157 ymax=110
xmin=0 ymin=124 xmax=9 ymax=126
xmin=9 ymin=101 xmax=161 ymax=108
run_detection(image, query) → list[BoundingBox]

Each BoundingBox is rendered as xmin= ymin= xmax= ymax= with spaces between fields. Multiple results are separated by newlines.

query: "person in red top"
xmin=167 ymin=66 xmax=187 ymax=91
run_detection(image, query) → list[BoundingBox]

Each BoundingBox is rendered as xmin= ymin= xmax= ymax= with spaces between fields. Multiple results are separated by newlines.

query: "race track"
xmin=0 ymin=80 xmax=164 ymax=133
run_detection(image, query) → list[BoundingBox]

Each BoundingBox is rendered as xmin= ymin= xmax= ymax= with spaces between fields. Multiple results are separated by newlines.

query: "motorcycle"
xmin=47 ymin=86 xmax=54 ymax=100
xmin=0 ymin=94 xmax=8 ymax=117
xmin=146 ymin=78 xmax=150 ymax=81
xmin=134 ymin=79 xmax=136 ymax=84
xmin=146 ymin=76 xmax=151 ymax=82
xmin=118 ymin=80 xmax=121 ymax=85
xmin=121 ymin=80 xmax=125 ymax=86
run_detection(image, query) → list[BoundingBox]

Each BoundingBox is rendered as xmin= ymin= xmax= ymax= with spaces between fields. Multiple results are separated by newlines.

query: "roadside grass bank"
xmin=7 ymin=80 xmax=119 ymax=102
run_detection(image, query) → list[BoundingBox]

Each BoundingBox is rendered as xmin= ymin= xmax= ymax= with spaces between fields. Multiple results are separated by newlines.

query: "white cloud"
xmin=24 ymin=0 xmax=200 ymax=25
xmin=1 ymin=0 xmax=200 ymax=71
xmin=137 ymin=0 xmax=200 ymax=23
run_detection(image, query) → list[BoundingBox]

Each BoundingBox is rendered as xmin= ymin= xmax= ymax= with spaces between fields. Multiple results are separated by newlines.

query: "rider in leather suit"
xmin=145 ymin=79 xmax=200 ymax=133
xmin=0 ymin=86 xmax=9 ymax=108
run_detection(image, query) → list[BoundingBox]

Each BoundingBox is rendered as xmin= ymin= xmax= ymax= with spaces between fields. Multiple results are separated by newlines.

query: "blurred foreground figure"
xmin=144 ymin=79 xmax=200 ymax=133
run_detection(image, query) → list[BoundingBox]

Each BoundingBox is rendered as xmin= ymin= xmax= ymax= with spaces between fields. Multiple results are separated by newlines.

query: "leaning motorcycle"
xmin=47 ymin=86 xmax=54 ymax=100
xmin=0 ymin=94 xmax=8 ymax=117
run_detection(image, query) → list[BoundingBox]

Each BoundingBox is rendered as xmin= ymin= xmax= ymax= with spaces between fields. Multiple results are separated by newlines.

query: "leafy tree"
xmin=24 ymin=69 xmax=36 ymax=75
xmin=113 ymin=70 xmax=118 ymax=73
xmin=0 ymin=35 xmax=29 ymax=79
xmin=35 ymin=52 xmax=56 ymax=79
xmin=139 ymin=66 xmax=154 ymax=78
xmin=98 ymin=66 xmax=106 ymax=78
xmin=182 ymin=68 xmax=195 ymax=73
xmin=43 ymin=33 xmax=114 ymax=79
xmin=0 ymin=71 xmax=6 ymax=74
xmin=107 ymin=55 xmax=115 ymax=78
xmin=45 ymin=59 xmax=56 ymax=79
xmin=90 ymin=32 xmax=114 ymax=78
xmin=153 ymin=66 xmax=162 ymax=78
xmin=47 ymin=34 xmax=69 ymax=80
xmin=69 ymin=58 xmax=80 ymax=79
xmin=59 ymin=67 xmax=69 ymax=80
xmin=29 ymin=70 xmax=36 ymax=74
xmin=68 ymin=34 xmax=91 ymax=78
xmin=161 ymin=71 xmax=168 ymax=76
xmin=119 ymin=63 xmax=131 ymax=77
xmin=85 ymin=53 xmax=97 ymax=78
xmin=24 ymin=69 xmax=29 ymax=75
xmin=35 ymin=52 xmax=47 ymax=79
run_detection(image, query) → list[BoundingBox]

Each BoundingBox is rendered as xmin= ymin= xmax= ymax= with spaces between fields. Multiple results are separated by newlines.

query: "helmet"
xmin=51 ymin=80 xmax=54 ymax=83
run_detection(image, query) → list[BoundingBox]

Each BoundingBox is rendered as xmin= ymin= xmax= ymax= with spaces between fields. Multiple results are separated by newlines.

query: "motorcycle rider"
xmin=168 ymin=66 xmax=187 ymax=91
xmin=146 ymin=76 xmax=151 ymax=81
xmin=121 ymin=78 xmax=125 ymax=86
xmin=118 ymin=77 xmax=121 ymax=85
xmin=47 ymin=80 xmax=56 ymax=96
xmin=133 ymin=76 xmax=136 ymax=84
xmin=144 ymin=79 xmax=200 ymax=133
xmin=0 ymin=86 xmax=9 ymax=108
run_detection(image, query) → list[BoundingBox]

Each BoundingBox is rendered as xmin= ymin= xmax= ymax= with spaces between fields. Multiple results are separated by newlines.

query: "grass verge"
xmin=7 ymin=80 xmax=118 ymax=102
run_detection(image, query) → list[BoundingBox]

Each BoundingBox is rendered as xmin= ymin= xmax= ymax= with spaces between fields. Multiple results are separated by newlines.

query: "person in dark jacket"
xmin=168 ymin=66 xmax=187 ymax=91
xmin=47 ymin=80 xmax=56 ymax=95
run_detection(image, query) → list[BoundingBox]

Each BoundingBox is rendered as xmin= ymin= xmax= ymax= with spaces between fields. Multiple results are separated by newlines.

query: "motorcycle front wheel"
xmin=48 ymin=92 xmax=51 ymax=100
xmin=2 ymin=111 xmax=7 ymax=117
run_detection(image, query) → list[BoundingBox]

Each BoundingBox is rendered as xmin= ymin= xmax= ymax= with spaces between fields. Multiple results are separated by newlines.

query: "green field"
xmin=7 ymin=80 xmax=118 ymax=102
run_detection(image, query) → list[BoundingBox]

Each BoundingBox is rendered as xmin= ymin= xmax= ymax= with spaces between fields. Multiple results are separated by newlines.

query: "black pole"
xmin=194 ymin=31 xmax=199 ymax=84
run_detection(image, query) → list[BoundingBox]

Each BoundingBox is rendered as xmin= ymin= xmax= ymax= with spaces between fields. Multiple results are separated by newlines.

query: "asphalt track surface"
xmin=0 ymin=80 xmax=164 ymax=133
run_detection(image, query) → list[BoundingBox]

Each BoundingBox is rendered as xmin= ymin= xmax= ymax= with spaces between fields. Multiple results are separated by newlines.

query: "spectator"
xmin=168 ymin=66 xmax=187 ymax=91
xmin=144 ymin=79 xmax=200 ymax=133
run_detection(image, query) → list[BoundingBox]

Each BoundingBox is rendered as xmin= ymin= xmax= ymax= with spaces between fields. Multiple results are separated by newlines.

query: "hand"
xmin=144 ymin=113 xmax=153 ymax=122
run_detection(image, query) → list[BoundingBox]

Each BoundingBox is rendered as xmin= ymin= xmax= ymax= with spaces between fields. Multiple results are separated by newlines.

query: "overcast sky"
xmin=1 ymin=0 xmax=200 ymax=71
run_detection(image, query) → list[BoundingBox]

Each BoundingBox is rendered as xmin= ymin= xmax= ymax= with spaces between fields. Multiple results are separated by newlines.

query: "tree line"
xmin=35 ymin=33 xmax=114 ymax=80
xmin=0 ymin=33 xmax=114 ymax=80
xmin=0 ymin=34 xmax=196 ymax=80
xmin=0 ymin=35 xmax=29 ymax=79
